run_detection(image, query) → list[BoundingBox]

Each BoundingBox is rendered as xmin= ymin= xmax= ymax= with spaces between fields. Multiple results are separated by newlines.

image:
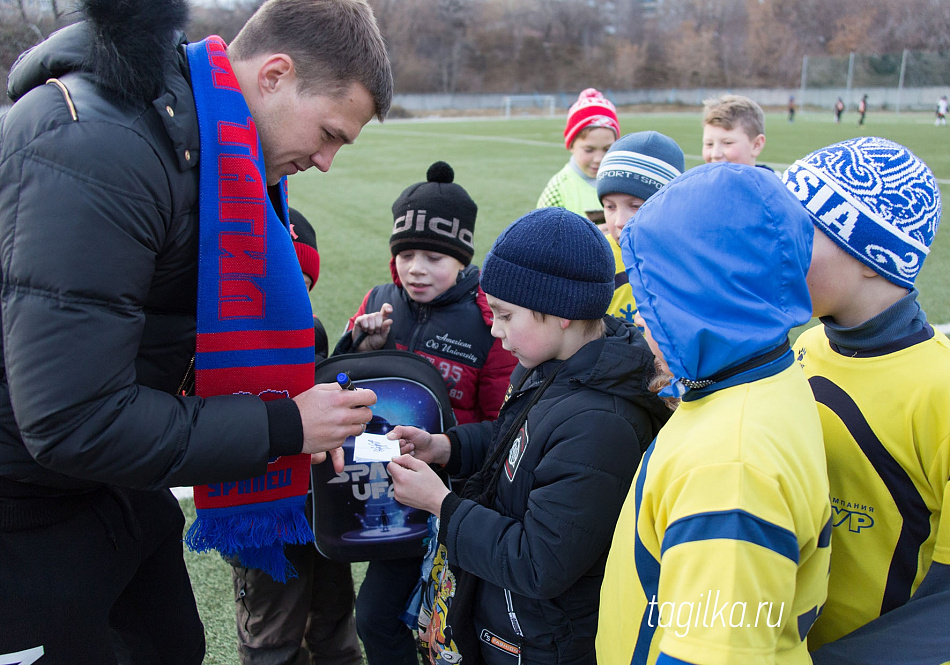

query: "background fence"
xmin=391 ymin=86 xmax=949 ymax=116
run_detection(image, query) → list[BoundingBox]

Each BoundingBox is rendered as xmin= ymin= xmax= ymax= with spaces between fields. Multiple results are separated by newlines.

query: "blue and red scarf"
xmin=183 ymin=36 xmax=315 ymax=582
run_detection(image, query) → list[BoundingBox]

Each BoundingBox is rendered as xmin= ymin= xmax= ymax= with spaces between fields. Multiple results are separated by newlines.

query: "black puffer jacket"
xmin=439 ymin=316 xmax=671 ymax=664
xmin=0 ymin=6 xmax=296 ymax=494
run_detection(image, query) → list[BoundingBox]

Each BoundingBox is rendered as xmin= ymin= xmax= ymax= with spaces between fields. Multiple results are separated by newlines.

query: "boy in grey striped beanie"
xmin=595 ymin=131 xmax=684 ymax=322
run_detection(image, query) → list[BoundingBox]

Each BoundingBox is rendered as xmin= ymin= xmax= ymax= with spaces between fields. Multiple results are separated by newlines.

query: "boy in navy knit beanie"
xmin=386 ymin=207 xmax=671 ymax=665
xmin=784 ymin=137 xmax=950 ymax=664
xmin=596 ymin=131 xmax=684 ymax=322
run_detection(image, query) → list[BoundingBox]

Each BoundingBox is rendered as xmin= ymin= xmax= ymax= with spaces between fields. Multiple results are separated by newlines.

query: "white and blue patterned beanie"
xmin=597 ymin=131 xmax=684 ymax=204
xmin=782 ymin=137 xmax=941 ymax=289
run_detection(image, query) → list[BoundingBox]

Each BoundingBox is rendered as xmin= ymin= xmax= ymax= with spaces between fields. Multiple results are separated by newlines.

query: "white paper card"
xmin=352 ymin=432 xmax=401 ymax=463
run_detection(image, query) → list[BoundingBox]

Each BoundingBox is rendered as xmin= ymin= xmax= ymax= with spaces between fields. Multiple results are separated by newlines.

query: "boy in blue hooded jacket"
xmin=596 ymin=163 xmax=832 ymax=665
xmin=385 ymin=207 xmax=671 ymax=665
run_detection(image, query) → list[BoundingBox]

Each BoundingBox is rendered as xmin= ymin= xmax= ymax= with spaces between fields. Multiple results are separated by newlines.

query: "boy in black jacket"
xmin=387 ymin=207 xmax=671 ymax=665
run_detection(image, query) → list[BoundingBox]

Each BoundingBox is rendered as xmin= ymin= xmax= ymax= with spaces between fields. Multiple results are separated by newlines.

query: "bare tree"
xmin=5 ymin=0 xmax=949 ymax=99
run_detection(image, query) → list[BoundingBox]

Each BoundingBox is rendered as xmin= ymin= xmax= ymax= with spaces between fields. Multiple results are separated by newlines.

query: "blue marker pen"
xmin=336 ymin=372 xmax=356 ymax=391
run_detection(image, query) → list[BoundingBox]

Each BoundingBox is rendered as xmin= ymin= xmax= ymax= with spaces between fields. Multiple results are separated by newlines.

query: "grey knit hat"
xmin=480 ymin=207 xmax=614 ymax=319
xmin=597 ymin=131 xmax=685 ymax=204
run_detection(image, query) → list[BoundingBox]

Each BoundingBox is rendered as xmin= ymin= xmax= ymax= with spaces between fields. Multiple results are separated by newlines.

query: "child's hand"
xmin=388 ymin=454 xmax=450 ymax=516
xmin=387 ymin=426 xmax=450 ymax=465
xmin=352 ymin=303 xmax=393 ymax=351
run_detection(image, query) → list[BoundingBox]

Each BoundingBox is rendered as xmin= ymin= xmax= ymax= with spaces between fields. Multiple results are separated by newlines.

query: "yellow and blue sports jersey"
xmin=605 ymin=234 xmax=637 ymax=322
xmin=597 ymin=365 xmax=832 ymax=665
xmin=795 ymin=324 xmax=950 ymax=650
xmin=536 ymin=161 xmax=601 ymax=217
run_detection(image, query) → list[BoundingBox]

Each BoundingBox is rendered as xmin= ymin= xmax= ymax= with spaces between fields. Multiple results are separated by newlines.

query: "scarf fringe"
xmin=184 ymin=499 xmax=314 ymax=582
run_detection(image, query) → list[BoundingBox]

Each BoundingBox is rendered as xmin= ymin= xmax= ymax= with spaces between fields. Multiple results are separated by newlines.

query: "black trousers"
xmin=355 ymin=556 xmax=424 ymax=665
xmin=0 ymin=486 xmax=204 ymax=665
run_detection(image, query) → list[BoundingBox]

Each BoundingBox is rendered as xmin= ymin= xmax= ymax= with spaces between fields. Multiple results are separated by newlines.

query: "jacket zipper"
xmin=407 ymin=304 xmax=430 ymax=352
xmin=177 ymin=355 xmax=196 ymax=396
xmin=504 ymin=588 xmax=524 ymax=664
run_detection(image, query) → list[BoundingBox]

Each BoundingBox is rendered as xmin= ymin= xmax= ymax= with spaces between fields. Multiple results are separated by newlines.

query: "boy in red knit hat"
xmin=537 ymin=88 xmax=620 ymax=220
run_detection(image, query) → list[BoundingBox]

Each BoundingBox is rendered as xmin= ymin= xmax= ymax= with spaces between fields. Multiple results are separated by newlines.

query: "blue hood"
xmin=620 ymin=163 xmax=813 ymax=397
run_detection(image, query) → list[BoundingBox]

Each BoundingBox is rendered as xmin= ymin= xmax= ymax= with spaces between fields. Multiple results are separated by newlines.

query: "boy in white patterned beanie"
xmin=784 ymin=136 xmax=950 ymax=665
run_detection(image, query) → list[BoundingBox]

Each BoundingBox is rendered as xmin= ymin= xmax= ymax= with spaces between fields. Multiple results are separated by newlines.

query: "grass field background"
xmin=184 ymin=109 xmax=950 ymax=664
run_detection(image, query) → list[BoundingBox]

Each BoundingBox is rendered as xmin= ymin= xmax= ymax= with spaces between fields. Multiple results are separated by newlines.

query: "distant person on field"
xmin=783 ymin=136 xmax=950 ymax=664
xmin=596 ymin=131 xmax=684 ymax=323
xmin=701 ymin=94 xmax=769 ymax=170
xmin=333 ymin=161 xmax=517 ymax=665
xmin=597 ymin=162 xmax=831 ymax=665
xmin=537 ymin=88 xmax=620 ymax=221
xmin=834 ymin=97 xmax=845 ymax=123
xmin=858 ymin=94 xmax=869 ymax=125
xmin=788 ymin=95 xmax=796 ymax=122
xmin=227 ymin=207 xmax=361 ymax=665
xmin=936 ymin=95 xmax=947 ymax=126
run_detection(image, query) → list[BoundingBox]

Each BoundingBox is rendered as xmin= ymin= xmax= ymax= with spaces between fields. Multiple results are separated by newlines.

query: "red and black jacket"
xmin=334 ymin=263 xmax=515 ymax=425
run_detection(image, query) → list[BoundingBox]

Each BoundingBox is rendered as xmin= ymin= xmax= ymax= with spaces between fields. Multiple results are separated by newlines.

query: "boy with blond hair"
xmin=784 ymin=136 xmax=950 ymax=664
xmin=702 ymin=94 xmax=767 ymax=167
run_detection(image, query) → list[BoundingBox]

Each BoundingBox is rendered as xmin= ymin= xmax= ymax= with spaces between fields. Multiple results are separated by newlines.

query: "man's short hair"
xmin=230 ymin=0 xmax=393 ymax=121
xmin=702 ymin=94 xmax=765 ymax=139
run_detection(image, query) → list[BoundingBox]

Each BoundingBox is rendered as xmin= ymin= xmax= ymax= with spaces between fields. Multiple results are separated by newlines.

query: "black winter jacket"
xmin=0 ymin=12 xmax=298 ymax=496
xmin=438 ymin=317 xmax=671 ymax=664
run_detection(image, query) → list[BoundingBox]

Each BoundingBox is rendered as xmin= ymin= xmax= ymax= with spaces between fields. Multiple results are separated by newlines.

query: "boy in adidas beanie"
xmin=333 ymin=162 xmax=516 ymax=665
xmin=537 ymin=88 xmax=620 ymax=218
xmin=784 ymin=137 xmax=950 ymax=664
xmin=387 ymin=207 xmax=670 ymax=665
xmin=596 ymin=131 xmax=684 ymax=322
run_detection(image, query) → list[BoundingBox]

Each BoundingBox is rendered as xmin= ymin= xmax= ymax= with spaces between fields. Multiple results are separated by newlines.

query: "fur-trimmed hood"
xmin=8 ymin=0 xmax=188 ymax=105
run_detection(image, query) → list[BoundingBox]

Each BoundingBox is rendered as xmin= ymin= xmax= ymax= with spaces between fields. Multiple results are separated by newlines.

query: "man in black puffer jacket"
xmin=0 ymin=0 xmax=391 ymax=663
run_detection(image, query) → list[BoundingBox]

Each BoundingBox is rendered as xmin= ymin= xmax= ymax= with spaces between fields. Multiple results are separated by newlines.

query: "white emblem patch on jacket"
xmin=504 ymin=421 xmax=529 ymax=482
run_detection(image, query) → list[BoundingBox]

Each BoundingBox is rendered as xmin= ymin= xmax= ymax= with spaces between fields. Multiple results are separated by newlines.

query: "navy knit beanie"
xmin=597 ymin=131 xmax=684 ymax=204
xmin=481 ymin=207 xmax=614 ymax=320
